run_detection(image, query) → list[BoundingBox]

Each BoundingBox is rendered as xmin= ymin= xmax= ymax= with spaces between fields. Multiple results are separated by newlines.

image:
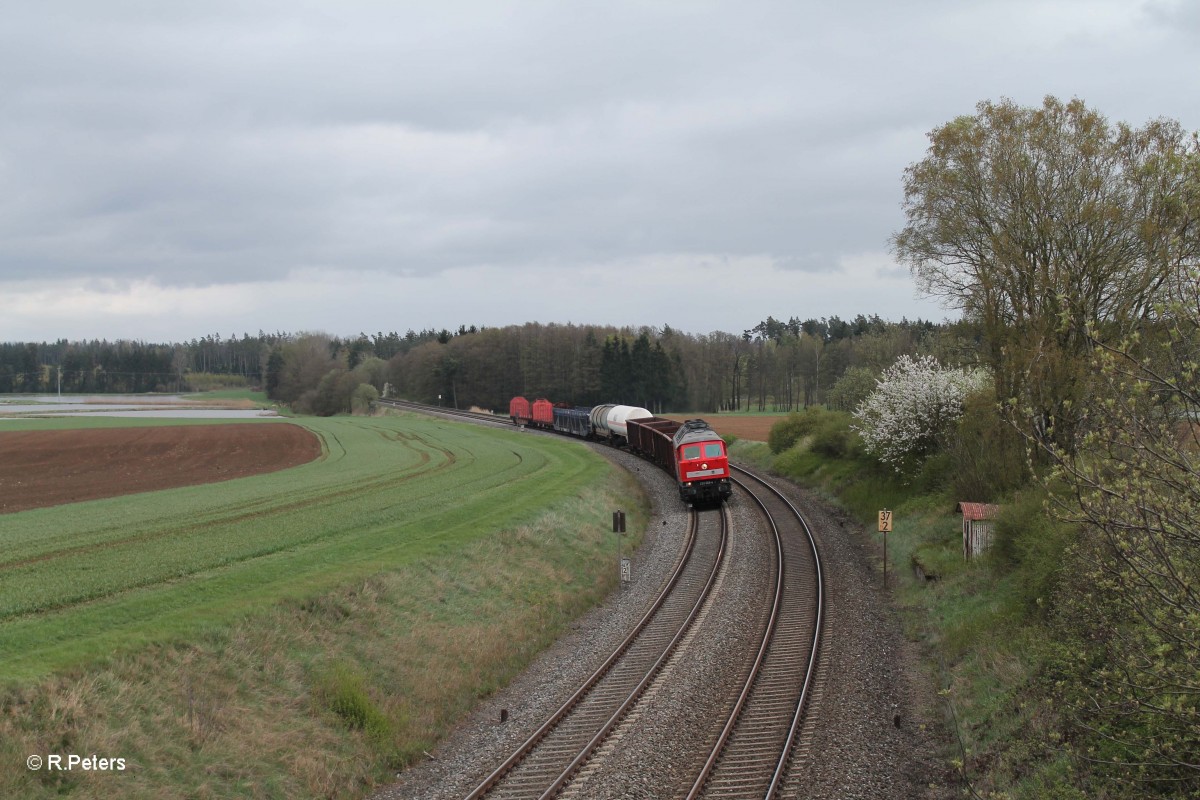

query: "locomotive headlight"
xmin=701 ymin=463 xmax=708 ymax=470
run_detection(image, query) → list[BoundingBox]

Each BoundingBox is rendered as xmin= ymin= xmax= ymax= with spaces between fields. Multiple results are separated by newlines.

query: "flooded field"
xmin=0 ymin=395 xmax=278 ymax=419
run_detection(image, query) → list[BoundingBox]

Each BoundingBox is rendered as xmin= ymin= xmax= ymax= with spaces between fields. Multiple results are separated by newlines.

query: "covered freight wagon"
xmin=530 ymin=398 xmax=555 ymax=428
xmin=509 ymin=396 xmax=532 ymax=424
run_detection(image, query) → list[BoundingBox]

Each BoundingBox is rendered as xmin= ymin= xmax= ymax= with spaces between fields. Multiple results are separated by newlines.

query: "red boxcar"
xmin=531 ymin=398 xmax=555 ymax=428
xmin=509 ymin=396 xmax=532 ymax=424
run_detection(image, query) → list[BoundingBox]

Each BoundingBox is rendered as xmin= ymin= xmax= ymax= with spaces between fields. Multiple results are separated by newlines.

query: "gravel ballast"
xmin=370 ymin=425 xmax=957 ymax=799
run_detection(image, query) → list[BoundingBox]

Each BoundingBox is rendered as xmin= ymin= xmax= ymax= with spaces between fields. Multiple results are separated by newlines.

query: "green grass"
xmin=187 ymin=388 xmax=269 ymax=403
xmin=727 ymin=439 xmax=774 ymax=470
xmin=0 ymin=411 xmax=647 ymax=799
xmin=0 ymin=412 xmax=606 ymax=681
xmin=0 ymin=416 xmax=278 ymax=431
xmin=753 ymin=414 xmax=1077 ymax=797
xmin=885 ymin=510 xmax=1062 ymax=797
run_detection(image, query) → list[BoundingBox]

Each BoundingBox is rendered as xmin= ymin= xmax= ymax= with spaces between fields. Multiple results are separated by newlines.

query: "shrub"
xmin=808 ymin=410 xmax=860 ymax=459
xmin=991 ymin=486 xmax=1074 ymax=617
xmin=945 ymin=389 xmax=1030 ymax=501
xmin=296 ymin=369 xmax=360 ymax=416
xmin=768 ymin=408 xmax=830 ymax=454
xmin=852 ymin=354 xmax=989 ymax=472
xmin=316 ymin=662 xmax=393 ymax=743
xmin=910 ymin=451 xmax=953 ymax=494
xmin=768 ymin=413 xmax=805 ymax=454
xmin=351 ymin=383 xmax=380 ymax=415
xmin=826 ymin=366 xmax=878 ymax=412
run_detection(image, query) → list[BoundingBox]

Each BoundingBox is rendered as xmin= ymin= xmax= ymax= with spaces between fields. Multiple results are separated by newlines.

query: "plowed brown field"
xmin=664 ymin=415 xmax=786 ymax=442
xmin=0 ymin=423 xmax=322 ymax=513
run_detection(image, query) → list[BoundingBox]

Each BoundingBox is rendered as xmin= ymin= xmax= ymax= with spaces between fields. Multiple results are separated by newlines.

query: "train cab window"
xmin=704 ymin=443 xmax=723 ymax=458
xmin=683 ymin=445 xmax=702 ymax=460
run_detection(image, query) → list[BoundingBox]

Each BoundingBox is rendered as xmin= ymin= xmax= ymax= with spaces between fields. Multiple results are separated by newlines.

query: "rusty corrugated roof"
xmin=956 ymin=502 xmax=1000 ymax=521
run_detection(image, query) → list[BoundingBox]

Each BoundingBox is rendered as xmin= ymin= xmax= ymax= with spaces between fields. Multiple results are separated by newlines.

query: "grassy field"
xmin=0 ymin=413 xmax=608 ymax=678
xmin=1 ymin=411 xmax=647 ymax=798
xmin=187 ymin=388 xmax=270 ymax=404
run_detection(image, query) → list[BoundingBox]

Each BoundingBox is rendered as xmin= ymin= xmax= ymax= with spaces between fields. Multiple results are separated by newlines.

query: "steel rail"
xmin=685 ymin=465 xmax=825 ymax=800
xmin=463 ymin=506 xmax=727 ymax=799
xmin=374 ymin=398 xmax=498 ymax=424
xmin=534 ymin=503 xmax=732 ymax=800
xmin=741 ymin=466 xmax=825 ymax=799
xmin=376 ymin=397 xmax=821 ymax=796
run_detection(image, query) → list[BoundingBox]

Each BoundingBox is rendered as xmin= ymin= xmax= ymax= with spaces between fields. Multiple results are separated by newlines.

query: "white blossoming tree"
xmin=852 ymin=354 xmax=988 ymax=471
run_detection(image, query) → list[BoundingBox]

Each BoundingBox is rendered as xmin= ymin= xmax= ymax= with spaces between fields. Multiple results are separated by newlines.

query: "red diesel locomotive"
xmin=626 ymin=416 xmax=732 ymax=505
xmin=508 ymin=396 xmax=731 ymax=506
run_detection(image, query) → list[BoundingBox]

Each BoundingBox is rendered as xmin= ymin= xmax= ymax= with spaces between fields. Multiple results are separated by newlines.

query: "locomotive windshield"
xmin=682 ymin=442 xmax=722 ymax=460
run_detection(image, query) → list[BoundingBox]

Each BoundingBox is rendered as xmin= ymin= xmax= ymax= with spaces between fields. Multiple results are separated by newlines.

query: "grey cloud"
xmin=772 ymin=254 xmax=839 ymax=273
xmin=0 ymin=0 xmax=1197 ymax=298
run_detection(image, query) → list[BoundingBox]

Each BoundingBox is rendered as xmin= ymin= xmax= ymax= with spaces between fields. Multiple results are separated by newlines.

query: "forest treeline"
xmin=0 ymin=329 xmax=432 ymax=396
xmin=1 ymin=315 xmax=963 ymax=415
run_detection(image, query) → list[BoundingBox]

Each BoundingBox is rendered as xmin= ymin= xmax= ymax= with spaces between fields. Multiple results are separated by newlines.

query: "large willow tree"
xmin=892 ymin=96 xmax=1199 ymax=452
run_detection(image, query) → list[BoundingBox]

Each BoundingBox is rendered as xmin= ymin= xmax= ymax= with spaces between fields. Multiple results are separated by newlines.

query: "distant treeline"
xmin=380 ymin=316 xmax=964 ymax=414
xmin=0 ymin=329 xmax=456 ymax=396
xmin=1 ymin=316 xmax=968 ymax=415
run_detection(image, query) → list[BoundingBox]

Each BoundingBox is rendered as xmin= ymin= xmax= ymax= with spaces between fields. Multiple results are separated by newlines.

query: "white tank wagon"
xmin=588 ymin=404 xmax=652 ymax=443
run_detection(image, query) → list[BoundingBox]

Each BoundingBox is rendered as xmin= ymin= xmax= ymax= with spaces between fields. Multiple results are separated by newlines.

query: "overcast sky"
xmin=1 ymin=1 xmax=1197 ymax=343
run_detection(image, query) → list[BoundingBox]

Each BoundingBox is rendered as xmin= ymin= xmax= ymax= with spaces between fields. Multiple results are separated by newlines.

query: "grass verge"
xmin=732 ymin=428 xmax=1076 ymax=798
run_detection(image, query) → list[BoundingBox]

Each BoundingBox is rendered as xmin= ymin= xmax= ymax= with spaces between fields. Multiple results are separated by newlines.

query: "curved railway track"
xmin=374 ymin=398 xmax=827 ymax=798
xmin=465 ymin=506 xmax=729 ymax=799
xmin=687 ymin=465 xmax=825 ymax=799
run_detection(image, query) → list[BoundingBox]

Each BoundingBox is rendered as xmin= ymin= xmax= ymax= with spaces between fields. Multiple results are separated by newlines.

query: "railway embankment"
xmin=729 ymin=419 xmax=1076 ymax=798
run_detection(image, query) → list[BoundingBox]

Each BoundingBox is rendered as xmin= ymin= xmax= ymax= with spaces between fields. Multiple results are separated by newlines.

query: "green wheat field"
xmin=1 ymin=411 xmax=647 ymax=799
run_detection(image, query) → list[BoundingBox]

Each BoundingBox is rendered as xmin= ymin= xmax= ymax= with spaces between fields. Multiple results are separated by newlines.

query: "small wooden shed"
xmin=957 ymin=502 xmax=1000 ymax=560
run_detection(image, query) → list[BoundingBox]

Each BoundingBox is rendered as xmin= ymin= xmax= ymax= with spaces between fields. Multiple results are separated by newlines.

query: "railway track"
xmin=374 ymin=398 xmax=827 ymax=798
xmin=465 ymin=506 xmax=729 ymax=799
xmin=687 ymin=465 xmax=825 ymax=799
xmin=375 ymin=398 xmax=500 ymax=425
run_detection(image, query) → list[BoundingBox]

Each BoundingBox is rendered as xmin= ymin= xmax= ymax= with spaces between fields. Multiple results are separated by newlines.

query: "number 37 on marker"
xmin=878 ymin=509 xmax=893 ymax=533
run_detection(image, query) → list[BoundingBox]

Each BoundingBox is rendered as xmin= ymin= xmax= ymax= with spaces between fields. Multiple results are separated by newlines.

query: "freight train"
xmin=508 ymin=397 xmax=733 ymax=506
